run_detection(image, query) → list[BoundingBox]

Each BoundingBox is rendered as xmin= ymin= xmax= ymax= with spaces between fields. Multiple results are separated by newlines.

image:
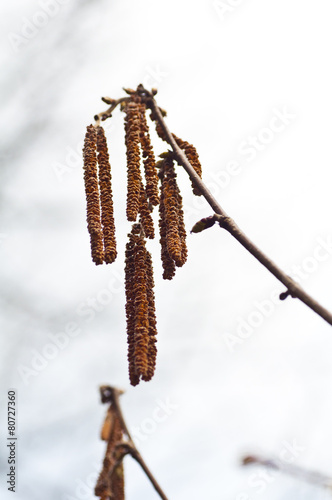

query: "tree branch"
xmin=99 ymin=386 xmax=169 ymax=500
xmin=137 ymin=86 xmax=332 ymax=326
xmin=242 ymin=454 xmax=332 ymax=490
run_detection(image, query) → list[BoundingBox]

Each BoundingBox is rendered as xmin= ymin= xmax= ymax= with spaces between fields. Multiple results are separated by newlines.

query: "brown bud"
xmin=191 ymin=215 xmax=216 ymax=234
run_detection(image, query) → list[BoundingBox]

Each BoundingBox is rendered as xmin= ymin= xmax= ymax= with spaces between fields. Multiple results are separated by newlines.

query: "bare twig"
xmin=242 ymin=454 xmax=332 ymax=490
xmin=94 ymin=97 xmax=129 ymax=125
xmin=134 ymin=86 xmax=332 ymax=326
xmin=99 ymin=386 xmax=169 ymax=500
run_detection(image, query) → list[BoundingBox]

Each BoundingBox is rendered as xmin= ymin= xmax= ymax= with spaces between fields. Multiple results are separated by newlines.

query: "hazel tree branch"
xmin=242 ymin=454 xmax=332 ymax=491
xmin=99 ymin=386 xmax=169 ymax=500
xmin=133 ymin=86 xmax=332 ymax=326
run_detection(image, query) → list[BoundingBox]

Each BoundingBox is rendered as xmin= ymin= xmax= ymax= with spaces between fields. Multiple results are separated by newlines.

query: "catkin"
xmin=158 ymin=156 xmax=187 ymax=279
xmin=174 ymin=177 xmax=188 ymax=266
xmin=125 ymin=226 xmax=157 ymax=385
xmin=125 ymin=231 xmax=140 ymax=387
xmin=83 ymin=124 xmax=104 ymax=265
xmin=155 ymin=122 xmax=203 ymax=196
xmin=139 ymin=182 xmax=154 ymax=239
xmin=124 ymin=99 xmax=142 ymax=221
xmin=132 ymin=234 xmax=149 ymax=378
xmin=96 ymin=126 xmax=117 ymax=264
xmin=159 ymin=186 xmax=176 ymax=280
xmin=142 ymin=251 xmax=158 ymax=381
xmin=139 ymin=103 xmax=160 ymax=206
xmin=163 ymin=156 xmax=187 ymax=266
xmin=174 ymin=134 xmax=202 ymax=196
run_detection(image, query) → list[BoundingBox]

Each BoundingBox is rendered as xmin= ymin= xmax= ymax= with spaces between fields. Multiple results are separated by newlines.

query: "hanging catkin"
xmin=159 ymin=186 xmax=176 ymax=280
xmin=142 ymin=251 xmax=158 ymax=381
xmin=124 ymin=99 xmax=142 ymax=221
xmin=83 ymin=124 xmax=104 ymax=265
xmin=132 ymin=232 xmax=149 ymax=379
xmin=161 ymin=155 xmax=187 ymax=269
xmin=154 ymin=121 xmax=203 ymax=196
xmin=139 ymin=103 xmax=160 ymax=206
xmin=124 ymin=230 xmax=139 ymax=386
xmin=172 ymin=134 xmax=202 ymax=196
xmin=138 ymin=181 xmax=154 ymax=239
xmin=125 ymin=226 xmax=157 ymax=386
xmin=96 ymin=126 xmax=117 ymax=264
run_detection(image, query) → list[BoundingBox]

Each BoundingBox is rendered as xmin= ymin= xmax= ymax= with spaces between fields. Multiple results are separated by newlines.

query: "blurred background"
xmin=1 ymin=1 xmax=332 ymax=499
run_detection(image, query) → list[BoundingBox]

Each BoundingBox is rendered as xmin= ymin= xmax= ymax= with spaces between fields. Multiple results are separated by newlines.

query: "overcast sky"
xmin=1 ymin=1 xmax=332 ymax=499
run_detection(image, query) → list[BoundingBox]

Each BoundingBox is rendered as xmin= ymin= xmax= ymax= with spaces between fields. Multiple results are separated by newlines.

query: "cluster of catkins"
xmin=83 ymin=125 xmax=117 ymax=265
xmin=95 ymin=388 xmax=125 ymax=500
xmin=83 ymin=91 xmax=203 ymax=386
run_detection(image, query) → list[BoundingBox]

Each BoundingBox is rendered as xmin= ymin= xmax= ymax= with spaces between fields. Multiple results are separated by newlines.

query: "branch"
xmin=99 ymin=386 xmax=169 ymax=500
xmin=138 ymin=87 xmax=332 ymax=326
xmin=242 ymin=454 xmax=332 ymax=490
xmin=94 ymin=97 xmax=129 ymax=125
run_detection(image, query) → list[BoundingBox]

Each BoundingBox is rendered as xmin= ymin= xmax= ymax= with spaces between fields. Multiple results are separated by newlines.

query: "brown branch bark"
xmin=137 ymin=86 xmax=332 ymax=326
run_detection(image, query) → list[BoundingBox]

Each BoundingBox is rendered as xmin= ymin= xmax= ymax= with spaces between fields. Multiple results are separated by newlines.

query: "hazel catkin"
xmin=138 ymin=181 xmax=154 ymax=239
xmin=139 ymin=103 xmax=160 ymax=206
xmin=124 ymin=99 xmax=142 ymax=222
xmin=154 ymin=121 xmax=203 ymax=196
xmin=161 ymin=156 xmax=187 ymax=268
xmin=124 ymin=231 xmax=140 ymax=386
xmin=132 ymin=233 xmax=149 ymax=378
xmin=125 ymin=226 xmax=158 ymax=385
xmin=96 ymin=126 xmax=117 ymax=264
xmin=172 ymin=134 xmax=202 ymax=196
xmin=159 ymin=187 xmax=176 ymax=280
xmin=83 ymin=124 xmax=104 ymax=265
xmin=142 ymin=251 xmax=158 ymax=382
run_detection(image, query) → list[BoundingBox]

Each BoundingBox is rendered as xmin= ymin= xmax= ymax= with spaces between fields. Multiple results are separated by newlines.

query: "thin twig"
xmin=100 ymin=386 xmax=169 ymax=500
xmin=136 ymin=86 xmax=332 ymax=326
xmin=94 ymin=97 xmax=129 ymax=124
xmin=242 ymin=454 xmax=332 ymax=490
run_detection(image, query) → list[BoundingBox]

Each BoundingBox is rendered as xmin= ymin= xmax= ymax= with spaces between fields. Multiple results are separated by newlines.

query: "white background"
xmin=1 ymin=1 xmax=332 ymax=499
